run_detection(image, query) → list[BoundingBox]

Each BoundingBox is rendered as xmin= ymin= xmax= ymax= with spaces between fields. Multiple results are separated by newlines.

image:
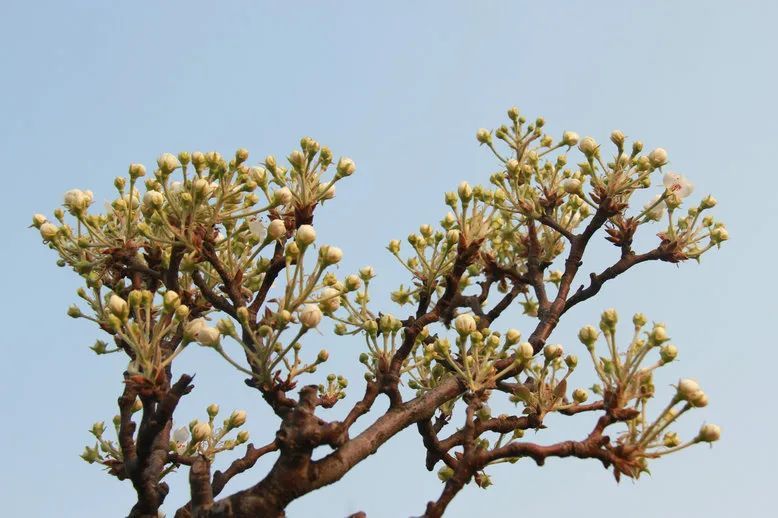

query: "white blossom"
xmin=248 ymin=217 xmax=266 ymax=241
xmin=298 ymin=304 xmax=323 ymax=328
xmin=663 ymin=172 xmax=694 ymax=199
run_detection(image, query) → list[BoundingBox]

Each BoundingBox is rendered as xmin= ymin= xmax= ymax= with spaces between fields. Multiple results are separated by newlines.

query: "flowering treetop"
xmin=34 ymin=107 xmax=726 ymax=517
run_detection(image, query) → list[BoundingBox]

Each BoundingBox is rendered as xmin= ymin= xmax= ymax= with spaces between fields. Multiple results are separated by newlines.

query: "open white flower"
xmin=248 ymin=217 xmax=266 ymax=241
xmin=643 ymin=194 xmax=666 ymax=221
xmin=172 ymin=426 xmax=190 ymax=454
xmin=663 ymin=172 xmax=694 ymax=198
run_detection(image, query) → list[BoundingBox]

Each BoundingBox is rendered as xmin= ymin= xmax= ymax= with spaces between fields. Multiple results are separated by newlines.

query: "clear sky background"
xmin=1 ymin=1 xmax=776 ymax=517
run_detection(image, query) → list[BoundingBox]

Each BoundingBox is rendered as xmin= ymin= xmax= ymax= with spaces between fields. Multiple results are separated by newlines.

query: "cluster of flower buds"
xmin=575 ymin=309 xmax=720 ymax=479
xmin=169 ymin=406 xmax=249 ymax=463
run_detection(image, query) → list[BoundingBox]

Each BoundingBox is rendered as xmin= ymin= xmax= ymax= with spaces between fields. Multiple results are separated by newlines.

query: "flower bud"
xmin=543 ymin=344 xmax=563 ymax=360
xmin=697 ymin=423 xmax=720 ymax=442
xmin=272 ymin=187 xmax=293 ymax=206
xmin=317 ymin=349 xmax=330 ymax=363
xmin=157 ymin=154 xmax=180 ymax=173
xmin=197 ymin=326 xmax=221 ymax=347
xmin=560 ymin=178 xmax=582 ymax=194
xmin=163 ymin=291 xmax=180 ymax=312
xmin=457 ymin=181 xmax=473 ymax=201
xmin=298 ymin=304 xmax=323 ymax=328
xmin=505 ymin=329 xmax=521 ymax=345
xmin=676 ymin=378 xmax=701 ymax=400
xmin=359 ymin=266 xmax=375 ymax=281
xmin=650 ymin=324 xmax=669 ymax=343
xmin=454 ymin=314 xmax=477 ymax=335
xmin=438 ymin=465 xmax=454 ymax=481
xmin=191 ymin=422 xmax=212 ymax=442
xmin=321 ymin=245 xmax=343 ymax=265
xmin=143 ymin=190 xmax=164 ymax=209
xmin=228 ymin=409 xmax=247 ymax=428
xmin=572 ymin=388 xmax=588 ymax=403
xmin=476 ymin=128 xmax=492 ymax=144
xmin=175 ymin=304 xmax=190 ymax=321
xmin=108 ymin=295 xmax=129 ymax=319
xmin=387 ymin=239 xmax=401 ymax=254
xmin=129 ymin=163 xmax=147 ymax=178
xmin=600 ymin=308 xmax=618 ymax=328
xmin=578 ymin=136 xmax=598 ymax=157
xmin=710 ymin=226 xmax=728 ymax=243
xmin=207 ymin=404 xmax=220 ymax=418
xmin=216 ymin=318 xmax=236 ymax=337
xmin=689 ymin=390 xmax=708 ymax=408
xmin=565 ymin=354 xmax=578 ymax=369
xmin=336 ymin=157 xmax=356 ymax=177
xmin=663 ymin=432 xmax=681 ymax=447
xmin=295 ymin=224 xmax=316 ymax=246
xmin=648 ymin=148 xmax=668 ymax=167
xmin=40 ymin=222 xmax=58 ymax=241
xmin=267 ymin=219 xmax=287 ymax=240
xmin=562 ymin=131 xmax=579 ymax=146
xmin=660 ymin=344 xmax=678 ymax=363
xmin=517 ymin=342 xmax=534 ymax=360
xmin=610 ymin=130 xmax=625 ymax=147
xmin=700 ymin=195 xmax=717 ymax=209
xmin=237 ymin=430 xmax=250 ymax=443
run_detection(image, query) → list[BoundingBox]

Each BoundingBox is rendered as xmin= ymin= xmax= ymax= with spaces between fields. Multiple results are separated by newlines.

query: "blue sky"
xmin=1 ymin=1 xmax=776 ymax=517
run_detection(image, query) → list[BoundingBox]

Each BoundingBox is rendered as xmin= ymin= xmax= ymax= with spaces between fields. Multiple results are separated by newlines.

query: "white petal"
xmin=248 ymin=217 xmax=267 ymax=240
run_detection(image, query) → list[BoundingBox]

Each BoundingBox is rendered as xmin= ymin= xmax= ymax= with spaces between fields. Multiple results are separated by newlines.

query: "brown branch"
xmin=189 ymin=455 xmax=214 ymax=513
xmin=249 ymin=241 xmax=285 ymax=316
xmin=563 ymin=247 xmax=665 ymax=314
xmin=192 ymin=269 xmax=237 ymax=317
xmin=165 ymin=244 xmax=185 ymax=291
xmin=211 ymin=440 xmax=280 ymax=497
xmin=538 ymin=214 xmax=575 ymax=242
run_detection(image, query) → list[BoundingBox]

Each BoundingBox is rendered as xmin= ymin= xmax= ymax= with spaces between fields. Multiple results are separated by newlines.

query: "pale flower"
xmin=196 ymin=326 xmax=221 ymax=347
xmin=248 ymin=217 xmax=266 ymax=241
xmin=663 ymin=172 xmax=694 ymax=198
xmin=643 ymin=194 xmax=666 ymax=221
xmin=318 ymin=287 xmax=341 ymax=313
xmin=268 ymin=219 xmax=286 ymax=240
xmin=157 ymin=153 xmax=181 ymax=173
xmin=298 ymin=304 xmax=323 ymax=328
xmin=172 ymin=426 xmax=190 ymax=454
xmin=454 ymin=314 xmax=477 ymax=335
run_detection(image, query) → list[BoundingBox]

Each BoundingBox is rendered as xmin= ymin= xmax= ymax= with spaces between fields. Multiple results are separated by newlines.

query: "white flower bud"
xmin=457 ymin=181 xmax=473 ymax=201
xmin=560 ymin=178 xmax=582 ymax=194
xmin=697 ymin=423 xmax=720 ymax=442
xmin=318 ymin=287 xmax=341 ymax=313
xmin=207 ymin=403 xmax=220 ymax=417
xmin=228 ymin=409 xmax=247 ymax=428
xmin=32 ymin=214 xmax=47 ymax=228
xmin=711 ymin=226 xmax=728 ymax=243
xmin=454 ymin=314 xmax=477 ymax=335
xmin=562 ymin=131 xmax=579 ymax=146
xmin=336 ymin=157 xmax=356 ymax=177
xmin=108 ymin=294 xmax=128 ymax=318
xmin=359 ymin=266 xmax=375 ymax=281
xmin=518 ymin=342 xmax=534 ymax=360
xmin=660 ymin=344 xmax=678 ymax=363
xmin=476 ymin=128 xmax=492 ymax=144
xmin=321 ymin=246 xmax=343 ymax=265
xmin=272 ymin=187 xmax=293 ymax=206
xmin=157 ymin=153 xmax=181 ymax=173
xmin=543 ymin=344 xmax=563 ymax=360
xmin=572 ymin=388 xmax=588 ymax=403
xmin=191 ymin=421 xmax=212 ymax=442
xmin=129 ymin=163 xmax=147 ymax=178
xmin=39 ymin=222 xmax=58 ymax=241
xmin=676 ymin=378 xmax=701 ymax=400
xmin=298 ymin=304 xmax=323 ymax=328
xmin=610 ymin=130 xmax=625 ymax=147
xmin=143 ymin=191 xmax=164 ymax=209
xmin=196 ymin=326 xmax=221 ymax=347
xmin=578 ymin=136 xmax=598 ymax=156
xmin=505 ymin=329 xmax=521 ymax=345
xmin=295 ymin=224 xmax=316 ymax=246
xmin=268 ymin=219 xmax=286 ymax=240
xmin=649 ymin=148 xmax=669 ymax=167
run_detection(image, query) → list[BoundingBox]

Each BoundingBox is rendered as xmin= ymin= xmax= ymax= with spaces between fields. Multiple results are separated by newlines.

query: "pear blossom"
xmin=578 ymin=137 xmax=598 ymax=156
xmin=454 ymin=314 xmax=477 ymax=335
xmin=560 ymin=178 xmax=582 ymax=194
xmin=248 ymin=217 xmax=267 ymax=241
xmin=698 ymin=423 xmax=721 ymax=442
xmin=643 ymin=194 xmax=666 ymax=221
xmin=39 ymin=222 xmax=58 ymax=241
xmin=663 ymin=172 xmax=694 ymax=199
xmin=228 ymin=409 xmax=247 ymax=428
xmin=562 ymin=131 xmax=579 ymax=146
xmin=268 ymin=219 xmax=286 ymax=240
xmin=649 ymin=148 xmax=668 ymax=167
xmin=676 ymin=378 xmax=701 ymax=400
xmin=295 ymin=225 xmax=316 ymax=246
xmin=318 ymin=287 xmax=342 ymax=313
xmin=172 ymin=426 xmax=190 ymax=454
xmin=157 ymin=153 xmax=181 ymax=173
xmin=321 ymin=246 xmax=343 ymax=265
xmin=518 ymin=342 xmax=534 ymax=360
xmin=108 ymin=294 xmax=128 ymax=317
xmin=196 ymin=326 xmax=221 ymax=347
xmin=63 ymin=189 xmax=93 ymax=214
xmin=273 ymin=187 xmax=293 ymax=206
xmin=184 ymin=317 xmax=207 ymax=342
xmin=191 ymin=421 xmax=212 ymax=442
xmin=336 ymin=157 xmax=356 ymax=177
xmin=298 ymin=304 xmax=323 ymax=328
xmin=143 ymin=191 xmax=164 ymax=209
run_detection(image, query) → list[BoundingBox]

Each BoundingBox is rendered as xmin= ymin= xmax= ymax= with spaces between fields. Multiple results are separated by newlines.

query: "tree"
xmin=34 ymin=107 xmax=727 ymax=518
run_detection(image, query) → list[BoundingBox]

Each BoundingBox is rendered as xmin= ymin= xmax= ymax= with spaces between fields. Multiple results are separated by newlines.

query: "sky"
xmin=1 ymin=1 xmax=776 ymax=517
